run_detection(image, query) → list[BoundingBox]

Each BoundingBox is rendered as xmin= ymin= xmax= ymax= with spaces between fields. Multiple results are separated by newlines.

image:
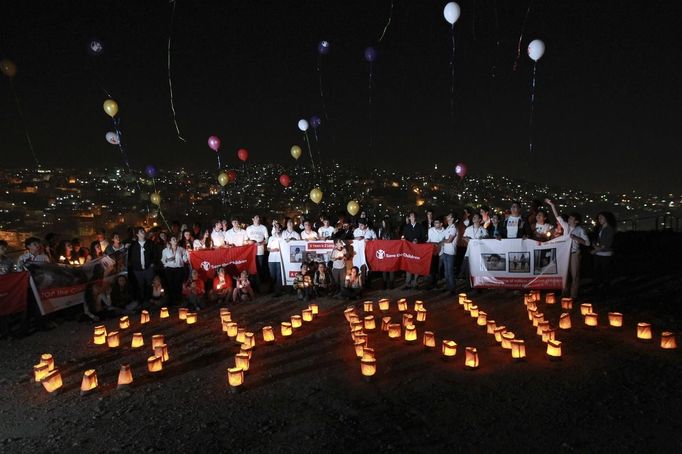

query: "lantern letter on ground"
xmin=186 ymin=312 xmax=197 ymax=325
xmin=160 ymin=307 xmax=170 ymax=318
xmin=107 ymin=331 xmax=120 ymax=348
xmin=281 ymin=322 xmax=293 ymax=337
xmin=511 ymin=340 xmax=526 ymax=361
xmin=117 ymin=364 xmax=133 ymax=387
xmin=80 ymin=369 xmax=99 ymax=395
xmin=397 ymin=299 xmax=408 ymax=312
xmin=363 ymin=301 xmax=373 ymax=312
xmin=302 ymin=309 xmax=313 ymax=322
xmin=262 ymin=326 xmax=275 ymax=343
xmin=561 ymin=298 xmax=573 ymax=310
xmin=154 ymin=344 xmax=170 ymax=362
xmin=442 ymin=340 xmax=457 ymax=359
xmin=140 ymin=310 xmax=150 ymax=324
xmin=637 ymin=323 xmax=652 ymax=341
xmin=228 ymin=367 xmax=244 ymax=391
xmin=179 ymin=308 xmax=188 ymax=320
xmin=559 ymin=313 xmax=572 ymax=330
xmin=608 ymin=312 xmax=623 ymax=328
xmin=235 ymin=353 xmax=250 ymax=372
xmin=131 ymin=333 xmax=144 ymax=348
xmin=661 ymin=332 xmax=677 ymax=349
xmin=93 ymin=326 xmax=107 ymax=345
xmin=465 ymin=347 xmax=479 ymax=369
xmin=423 ymin=331 xmax=436 ymax=349
xmin=545 ymin=293 xmax=556 ymax=305
xmin=580 ymin=303 xmax=592 ymax=315
xmin=152 ymin=335 xmax=165 ymax=349
xmin=546 ymin=340 xmax=562 ymax=359
xmin=364 ymin=316 xmax=376 ymax=331
xmin=381 ymin=317 xmax=391 ymax=331
xmin=33 ymin=363 xmax=50 ymax=383
xmin=584 ymin=313 xmax=598 ymax=327
xmin=404 ymin=325 xmax=417 ymax=343
xmin=147 ymin=356 xmax=163 ymax=372
xmin=388 ymin=323 xmax=401 ymax=339
xmin=291 ymin=315 xmax=302 ymax=329
xmin=41 ymin=369 xmax=63 ymax=393
xmin=119 ymin=316 xmax=130 ymax=330
xmin=361 ymin=358 xmax=377 ymax=380
xmin=379 ymin=299 xmax=390 ymax=311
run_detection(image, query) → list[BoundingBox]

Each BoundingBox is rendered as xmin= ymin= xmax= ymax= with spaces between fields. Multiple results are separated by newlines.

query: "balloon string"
xmin=216 ymin=154 xmax=221 ymax=170
xmin=529 ymin=62 xmax=537 ymax=153
xmin=8 ymin=79 xmax=40 ymax=167
xmin=304 ymin=131 xmax=316 ymax=171
xmin=378 ymin=0 xmax=395 ymax=42
xmin=450 ymin=24 xmax=456 ymax=126
xmin=491 ymin=0 xmax=500 ymax=79
xmin=316 ymin=56 xmax=329 ymax=123
xmin=112 ymin=117 xmax=132 ymax=171
xmin=368 ymin=61 xmax=373 ymax=153
xmin=513 ymin=0 xmax=533 ymax=72
xmin=167 ymin=0 xmax=186 ymax=142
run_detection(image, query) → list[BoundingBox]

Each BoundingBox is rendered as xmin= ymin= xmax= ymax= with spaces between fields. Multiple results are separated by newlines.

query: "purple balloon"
xmin=208 ymin=135 xmax=221 ymax=152
xmin=310 ymin=115 xmax=321 ymax=128
xmin=364 ymin=46 xmax=377 ymax=63
xmin=145 ymin=165 xmax=158 ymax=178
xmin=318 ymin=40 xmax=330 ymax=55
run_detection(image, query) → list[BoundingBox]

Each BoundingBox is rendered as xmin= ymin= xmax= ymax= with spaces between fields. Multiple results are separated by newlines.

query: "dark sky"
xmin=1 ymin=1 xmax=681 ymax=194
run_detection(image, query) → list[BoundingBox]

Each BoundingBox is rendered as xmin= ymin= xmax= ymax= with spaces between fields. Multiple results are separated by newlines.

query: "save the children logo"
xmin=375 ymin=249 xmax=386 ymax=260
xmin=200 ymin=261 xmax=211 ymax=271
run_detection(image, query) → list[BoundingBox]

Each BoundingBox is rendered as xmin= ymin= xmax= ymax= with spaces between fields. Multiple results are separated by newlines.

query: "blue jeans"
xmin=442 ymin=253 xmax=455 ymax=292
xmin=268 ymin=261 xmax=282 ymax=294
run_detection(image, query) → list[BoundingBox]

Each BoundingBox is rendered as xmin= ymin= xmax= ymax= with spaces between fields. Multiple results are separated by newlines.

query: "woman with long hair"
xmin=162 ymin=236 xmax=187 ymax=305
xmin=591 ymin=211 xmax=616 ymax=297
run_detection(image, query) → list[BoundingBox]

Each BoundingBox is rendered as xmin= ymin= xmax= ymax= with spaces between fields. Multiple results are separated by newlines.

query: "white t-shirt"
xmin=282 ymin=229 xmax=301 ymax=241
xmin=246 ymin=224 xmax=269 ymax=255
xmin=210 ymin=229 xmax=225 ymax=248
xmin=193 ymin=238 xmax=205 ymax=250
xmin=301 ymin=230 xmax=319 ymax=241
xmin=225 ymin=228 xmax=248 ymax=247
xmin=427 ymin=227 xmax=445 ymax=255
xmin=534 ymin=223 xmax=552 ymax=237
xmin=442 ymin=224 xmax=458 ymax=256
xmin=162 ymin=246 xmax=187 ymax=268
xmin=267 ymin=236 xmax=282 ymax=263
xmin=318 ymin=226 xmax=336 ymax=239
xmin=353 ymin=227 xmax=376 ymax=240
xmin=505 ymin=216 xmax=521 ymax=238
xmin=463 ymin=225 xmax=488 ymax=240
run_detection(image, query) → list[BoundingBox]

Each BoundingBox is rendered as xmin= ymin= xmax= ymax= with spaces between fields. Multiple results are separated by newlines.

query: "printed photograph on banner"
xmin=534 ymin=249 xmax=558 ymax=275
xmin=480 ymin=253 xmax=506 ymax=272
xmin=289 ymin=245 xmax=304 ymax=263
xmin=305 ymin=251 xmax=326 ymax=264
xmin=508 ymin=252 xmax=530 ymax=273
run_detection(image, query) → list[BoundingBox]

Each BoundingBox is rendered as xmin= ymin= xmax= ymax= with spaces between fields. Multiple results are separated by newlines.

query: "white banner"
xmin=467 ymin=237 xmax=571 ymax=289
xmin=279 ymin=240 xmax=368 ymax=286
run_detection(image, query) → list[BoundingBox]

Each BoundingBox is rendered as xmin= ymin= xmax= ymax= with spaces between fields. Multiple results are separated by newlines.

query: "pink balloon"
xmin=208 ymin=136 xmax=221 ymax=152
xmin=455 ymin=163 xmax=467 ymax=179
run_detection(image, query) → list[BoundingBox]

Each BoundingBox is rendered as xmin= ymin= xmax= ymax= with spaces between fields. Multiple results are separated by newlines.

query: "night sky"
xmin=1 ymin=1 xmax=680 ymax=193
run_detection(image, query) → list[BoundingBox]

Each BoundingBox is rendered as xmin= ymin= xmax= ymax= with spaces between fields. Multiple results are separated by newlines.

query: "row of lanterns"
xmin=520 ymin=293 xmax=562 ymax=359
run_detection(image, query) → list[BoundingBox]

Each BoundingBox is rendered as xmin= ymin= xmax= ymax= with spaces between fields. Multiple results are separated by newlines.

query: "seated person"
xmin=211 ymin=266 xmax=233 ymax=305
xmin=111 ymin=275 xmax=137 ymax=313
xmin=294 ymin=264 xmax=314 ymax=302
xmin=340 ymin=266 xmax=363 ymax=300
xmin=183 ymin=269 xmax=206 ymax=311
xmin=313 ymin=262 xmax=331 ymax=296
xmin=149 ymin=275 xmax=166 ymax=308
xmin=233 ymin=270 xmax=255 ymax=303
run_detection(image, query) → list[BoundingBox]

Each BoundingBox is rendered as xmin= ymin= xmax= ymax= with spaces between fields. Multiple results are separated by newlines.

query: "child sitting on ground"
xmin=294 ymin=263 xmax=314 ymax=302
xmin=211 ymin=266 xmax=233 ymax=305
xmin=232 ymin=270 xmax=255 ymax=303
xmin=340 ymin=266 xmax=363 ymax=300
xmin=149 ymin=275 xmax=166 ymax=308
xmin=314 ymin=262 xmax=330 ymax=297
xmin=183 ymin=269 xmax=205 ymax=311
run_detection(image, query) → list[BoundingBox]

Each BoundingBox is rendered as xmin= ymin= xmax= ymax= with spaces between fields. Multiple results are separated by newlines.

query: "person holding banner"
xmin=211 ymin=221 xmax=226 ymax=248
xmin=318 ymin=217 xmax=336 ymax=239
xmin=377 ymin=217 xmax=395 ymax=289
xmin=246 ymin=215 xmax=269 ymax=288
xmin=442 ymin=213 xmax=458 ymax=295
xmin=301 ymin=220 xmax=319 ymax=240
xmin=282 ymin=218 xmax=301 ymax=241
xmin=426 ymin=218 xmax=445 ymax=290
xmin=17 ymin=237 xmax=49 ymax=270
xmin=353 ymin=219 xmax=376 ymax=240
xmin=330 ymin=239 xmax=348 ymax=295
xmin=267 ymin=223 xmax=284 ymax=297
xmin=225 ymin=218 xmax=248 ymax=247
xmin=402 ymin=212 xmax=426 ymax=290
xmin=501 ymin=201 xmax=532 ymax=239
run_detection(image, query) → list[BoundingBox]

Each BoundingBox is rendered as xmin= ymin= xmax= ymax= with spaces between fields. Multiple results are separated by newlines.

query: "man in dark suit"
xmin=127 ymin=227 xmax=159 ymax=309
xmin=401 ymin=211 xmax=426 ymax=290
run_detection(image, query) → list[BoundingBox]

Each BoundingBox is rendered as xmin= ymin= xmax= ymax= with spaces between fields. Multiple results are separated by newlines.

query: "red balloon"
xmin=237 ymin=148 xmax=249 ymax=162
xmin=279 ymin=174 xmax=291 ymax=187
xmin=455 ymin=162 xmax=467 ymax=179
xmin=227 ymin=170 xmax=237 ymax=183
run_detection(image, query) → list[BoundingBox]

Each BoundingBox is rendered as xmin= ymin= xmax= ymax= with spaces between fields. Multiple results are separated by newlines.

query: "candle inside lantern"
xmin=186 ymin=312 xmax=197 ymax=325
xmin=527 ymin=301 xmax=537 ymax=312
xmin=354 ymin=340 xmax=365 ymax=358
xmin=154 ymin=344 xmax=170 ymax=362
xmin=524 ymin=293 xmax=533 ymax=306
xmin=637 ymin=322 xmax=652 ymax=341
xmin=541 ymin=328 xmax=556 ymax=343
xmin=107 ymin=331 xmax=120 ymax=348
xmin=236 ymin=328 xmax=246 ymax=344
xmin=140 ymin=310 xmax=151 ymax=324
xmin=40 ymin=353 xmax=55 ymax=371
xmin=147 ymin=355 xmax=163 ymax=372
xmin=119 ymin=316 xmax=130 ymax=330
xmin=469 ymin=305 xmax=479 ymax=318
xmin=262 ymin=326 xmax=275 ymax=343
xmin=244 ymin=332 xmax=255 ymax=348
xmin=423 ymin=331 xmax=436 ymax=348
xmin=536 ymin=320 xmax=550 ymax=336
xmin=160 ymin=307 xmax=170 ymax=318
xmin=378 ymin=298 xmax=390 ymax=311
xmin=350 ymin=326 xmax=363 ymax=342
xmin=355 ymin=333 xmax=368 ymax=345
xmin=343 ymin=307 xmax=356 ymax=322
xmin=530 ymin=290 xmax=541 ymax=302
xmin=416 ymin=309 xmax=427 ymax=323
xmin=414 ymin=300 xmax=424 ymax=311
xmin=441 ymin=340 xmax=457 ymax=358
xmin=660 ymin=331 xmax=677 ymax=349
xmin=41 ymin=369 xmax=63 ymax=393
xmin=93 ymin=325 xmax=107 ymax=345
xmin=309 ymin=303 xmax=319 ymax=315
xmin=458 ymin=293 xmax=467 ymax=305
xmin=546 ymin=340 xmax=562 ymax=359
xmin=397 ymin=298 xmax=408 ymax=312
xmin=131 ymin=332 xmax=144 ymax=349
xmin=532 ymin=312 xmax=544 ymax=327
xmin=117 ymin=364 xmax=133 ymax=387
xmin=465 ymin=347 xmax=479 ymax=369
xmin=493 ymin=326 xmax=507 ymax=343
xmin=381 ymin=316 xmax=391 ymax=331
xmin=33 ymin=363 xmax=50 ymax=382
xmin=226 ymin=322 xmax=238 ymax=338
xmin=477 ymin=311 xmax=487 ymax=327
xmin=580 ymin=303 xmax=592 ymax=315
xmin=404 ymin=324 xmax=417 ymax=343
xmin=559 ymin=313 xmax=572 ymax=330
xmin=302 ymin=309 xmax=313 ymax=322
xmin=584 ymin=312 xmax=598 ymax=327
xmin=463 ymin=299 xmax=473 ymax=311
xmin=240 ymin=344 xmax=253 ymax=359
xmin=364 ymin=316 xmax=376 ymax=331
xmin=281 ymin=322 xmax=293 ymax=337
xmin=360 ymin=358 xmax=376 ymax=378
xmin=362 ymin=347 xmax=375 ymax=360
xmin=291 ymin=315 xmax=303 ymax=329
xmin=349 ymin=314 xmax=360 ymax=325
xmin=486 ymin=320 xmax=497 ymax=335
xmin=511 ymin=340 xmax=526 ymax=360
xmin=545 ymin=293 xmax=556 ymax=305
xmin=235 ymin=352 xmax=250 ymax=372
xmin=152 ymin=334 xmax=165 ymax=349
xmin=608 ymin=312 xmax=623 ymax=328
xmin=561 ymin=297 xmax=573 ymax=310
xmin=363 ymin=301 xmax=374 ymax=313
xmin=402 ymin=313 xmax=413 ymax=327
xmin=228 ymin=367 xmax=244 ymax=388
xmin=220 ymin=312 xmax=232 ymax=324
xmin=527 ymin=309 xmax=536 ymax=322
xmin=80 ymin=369 xmax=99 ymax=394
xmin=178 ymin=307 xmax=188 ymax=320
xmin=388 ymin=323 xmax=401 ymax=339
xmin=501 ymin=332 xmax=515 ymax=349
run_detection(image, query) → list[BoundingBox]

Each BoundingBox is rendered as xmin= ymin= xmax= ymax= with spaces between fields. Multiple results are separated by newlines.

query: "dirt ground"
xmin=1 ymin=267 xmax=681 ymax=452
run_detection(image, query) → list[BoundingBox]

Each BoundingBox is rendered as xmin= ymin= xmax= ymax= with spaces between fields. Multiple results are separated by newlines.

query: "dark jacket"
xmin=500 ymin=216 xmax=533 ymax=239
xmin=402 ymin=222 xmax=426 ymax=243
xmin=127 ymin=240 xmax=160 ymax=271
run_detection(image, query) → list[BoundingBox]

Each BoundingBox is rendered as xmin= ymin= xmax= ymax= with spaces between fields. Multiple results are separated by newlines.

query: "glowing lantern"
xmin=527 ymin=309 xmax=536 ymax=322
xmin=463 ymin=299 xmax=473 ymax=311
xmin=559 ymin=313 xmax=572 ymax=330
xmin=608 ymin=312 xmax=623 ymax=328
xmin=291 ymin=315 xmax=303 ymax=329
xmin=501 ymin=332 xmax=515 ymax=349
xmin=388 ymin=323 xmax=401 ymax=339
xmin=140 ymin=310 xmax=150 ymax=324
xmin=160 ymin=307 xmax=170 ymax=318
xmin=441 ymin=340 xmax=457 ymax=359
xmin=414 ymin=300 xmax=424 ymax=311
xmin=262 ymin=326 xmax=275 ymax=343
xmin=523 ymin=294 xmax=533 ymax=306
xmin=458 ymin=293 xmax=467 ymax=305
xmin=186 ymin=312 xmax=197 ymax=325
xmin=147 ymin=356 xmax=163 ymax=373
xmin=530 ymin=290 xmax=541 ymax=302
xmin=354 ymin=340 xmax=366 ymax=358
xmin=281 ymin=322 xmax=293 ymax=337
xmin=240 ymin=345 xmax=253 ymax=359
xmin=404 ymin=325 xmax=417 ymax=343
xmin=363 ymin=301 xmax=374 ymax=312
xmin=477 ymin=311 xmax=487 ymax=327
xmin=131 ymin=333 xmax=144 ymax=348
xmin=309 ymin=303 xmax=319 ymax=315
xmin=33 ymin=363 xmax=50 ymax=383
xmin=41 ymin=369 xmax=63 ymax=393
xmin=416 ymin=309 xmax=427 ymax=323
xmin=584 ymin=313 xmax=598 ymax=327
xmin=154 ymin=344 xmax=169 ymax=362
xmin=179 ymin=307 xmax=188 ymax=320
xmin=637 ymin=323 xmax=652 ymax=341
xmin=379 ymin=299 xmax=390 ymax=311
xmin=343 ymin=307 xmax=356 ymax=322
xmin=423 ymin=331 xmax=436 ymax=349
xmin=349 ymin=315 xmax=360 ymax=325
xmin=532 ymin=312 xmax=544 ymax=327
xmin=235 ymin=353 xmax=250 ymax=372
xmin=397 ymin=298 xmax=408 ymax=312
xmin=527 ymin=301 xmax=537 ymax=312
xmin=93 ymin=326 xmax=107 ymax=345
xmin=536 ymin=321 xmax=550 ymax=336
xmin=40 ymin=353 xmax=55 ymax=371
xmin=355 ymin=333 xmax=368 ymax=345
xmin=151 ymin=334 xmax=165 ymax=349
xmin=228 ymin=367 xmax=244 ymax=391
xmin=107 ymin=331 xmax=120 ymax=348
xmin=402 ymin=314 xmax=413 ymax=327
xmin=351 ymin=321 xmax=364 ymax=331
xmin=541 ymin=328 xmax=556 ymax=343
xmin=580 ymin=303 xmax=592 ymax=315
xmin=511 ymin=340 xmax=526 ymax=361
xmin=546 ymin=340 xmax=562 ymax=359
xmin=661 ymin=332 xmax=677 ymax=349
xmin=244 ymin=332 xmax=255 ymax=348
xmin=561 ymin=298 xmax=573 ymax=310
xmin=119 ymin=316 xmax=130 ymax=330
xmin=545 ymin=293 xmax=556 ymax=305
xmin=351 ymin=326 xmax=363 ymax=341
xmin=364 ymin=316 xmax=376 ymax=331
xmin=236 ymin=328 xmax=246 ymax=344
xmin=302 ymin=308 xmax=313 ymax=322
xmin=220 ymin=311 xmax=232 ymax=324
xmin=469 ymin=305 xmax=479 ymax=318
xmin=226 ymin=322 xmax=238 ymax=338
xmin=493 ymin=326 xmax=507 ymax=343
xmin=362 ymin=347 xmax=375 ymax=360
xmin=381 ymin=316 xmax=391 ymax=331
xmin=486 ymin=320 xmax=496 ymax=334
xmin=360 ymin=358 xmax=376 ymax=379
xmin=117 ymin=364 xmax=133 ymax=387
xmin=80 ymin=369 xmax=99 ymax=395
xmin=465 ymin=347 xmax=479 ymax=369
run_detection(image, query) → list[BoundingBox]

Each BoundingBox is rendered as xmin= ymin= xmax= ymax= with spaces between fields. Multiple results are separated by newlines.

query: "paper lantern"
xmin=343 ymin=307 xmax=356 ymax=322
xmin=545 ymin=293 xmax=556 ymax=305
xmin=228 ymin=367 xmax=244 ymax=391
xmin=423 ymin=331 xmax=436 ymax=349
xmin=523 ymin=294 xmax=533 ymax=306
xmin=463 ymin=299 xmax=473 ymax=311
xmin=41 ymin=369 xmax=63 ymax=393
xmin=93 ymin=326 xmax=107 ymax=345
xmin=608 ymin=312 xmax=623 ymax=328
xmin=355 ymin=333 xmax=368 ymax=345
xmin=530 ymin=290 xmax=541 ymax=302
xmin=40 ymin=353 xmax=55 ymax=371
xmin=402 ymin=314 xmax=413 ymax=327
xmin=536 ymin=321 xmax=550 ymax=336
xmin=584 ymin=313 xmax=598 ymax=327
xmin=220 ymin=311 xmax=232 ymax=324
xmin=378 ymin=299 xmax=390 ymax=312
xmin=546 ymin=340 xmax=562 ymax=359
xmin=349 ymin=315 xmax=360 ymax=325
xmin=236 ymin=328 xmax=246 ymax=343
xmin=235 ymin=353 xmax=250 ymax=372
xmin=493 ymin=326 xmax=507 ymax=343
xmin=117 ymin=364 xmax=133 ymax=387
xmin=362 ymin=347 xmax=375 ymax=360
xmin=661 ymin=332 xmax=677 ymax=349
xmin=397 ymin=298 xmax=408 ymax=312
xmin=404 ymin=325 xmax=417 ymax=343
xmin=151 ymin=334 xmax=165 ymax=349
xmin=458 ymin=293 xmax=467 ymax=305
xmin=486 ymin=320 xmax=497 ymax=335
xmin=281 ymin=322 xmax=293 ymax=337
xmin=561 ymin=298 xmax=573 ymax=310
xmin=416 ymin=309 xmax=427 ymax=323
xmin=363 ymin=301 xmax=374 ymax=313
xmin=351 ymin=321 xmax=364 ymax=331
xmin=131 ymin=333 xmax=144 ymax=349
xmin=477 ymin=311 xmax=487 ymax=327
xmin=179 ymin=307 xmax=188 ymax=320
xmin=381 ymin=316 xmax=391 ymax=331
xmin=637 ymin=323 xmax=652 ymax=341
xmin=354 ymin=340 xmax=366 ymax=358
xmin=350 ymin=326 xmax=363 ymax=341
xmin=414 ymin=300 xmax=424 ymax=311
xmin=119 ymin=316 xmax=130 ymax=330
xmin=559 ymin=313 xmax=572 ymax=330
xmin=302 ymin=309 xmax=313 ymax=322
xmin=364 ymin=316 xmax=376 ymax=331
xmin=80 ymin=369 xmax=99 ymax=395
xmin=309 ymin=303 xmax=319 ymax=315
xmin=360 ymin=358 xmax=376 ymax=379
xmin=465 ymin=347 xmax=479 ymax=369
xmin=291 ymin=315 xmax=303 ymax=329
xmin=388 ymin=323 xmax=401 ymax=339
xmin=580 ymin=303 xmax=592 ymax=315
xmin=532 ymin=312 xmax=544 ymax=327
xmin=186 ymin=312 xmax=197 ymax=325
xmin=226 ymin=322 xmax=238 ymax=338
xmin=244 ymin=332 xmax=255 ymax=348
xmin=262 ymin=326 xmax=275 ymax=343
xmin=147 ymin=356 xmax=163 ymax=372
xmin=240 ymin=344 xmax=253 ymax=359
xmin=160 ymin=307 xmax=170 ymax=318
xmin=107 ymin=331 xmax=120 ymax=348
xmin=541 ymin=328 xmax=556 ymax=343
xmin=527 ymin=309 xmax=536 ymax=322
xmin=511 ymin=340 xmax=526 ymax=361
xmin=527 ymin=301 xmax=538 ymax=312
xmin=154 ymin=344 xmax=169 ymax=362
xmin=501 ymin=332 xmax=515 ymax=349
xmin=469 ymin=305 xmax=479 ymax=318
xmin=441 ymin=340 xmax=457 ymax=359
xmin=140 ymin=310 xmax=151 ymax=324
xmin=33 ymin=363 xmax=50 ymax=383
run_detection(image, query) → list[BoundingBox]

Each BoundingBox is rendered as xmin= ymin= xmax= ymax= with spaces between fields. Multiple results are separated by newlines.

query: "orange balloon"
xmin=0 ymin=59 xmax=17 ymax=78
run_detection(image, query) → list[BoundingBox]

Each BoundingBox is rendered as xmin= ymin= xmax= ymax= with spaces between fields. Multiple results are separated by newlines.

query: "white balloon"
xmin=105 ymin=131 xmax=120 ymax=145
xmin=443 ymin=2 xmax=460 ymax=25
xmin=298 ymin=119 xmax=309 ymax=132
xmin=527 ymin=39 xmax=546 ymax=62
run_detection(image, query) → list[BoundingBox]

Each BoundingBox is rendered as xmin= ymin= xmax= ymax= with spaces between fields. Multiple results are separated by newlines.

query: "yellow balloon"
xmin=290 ymin=145 xmax=302 ymax=160
xmin=150 ymin=192 xmax=161 ymax=206
xmin=103 ymin=99 xmax=119 ymax=118
xmin=347 ymin=200 xmax=360 ymax=216
xmin=309 ymin=187 xmax=323 ymax=204
xmin=0 ymin=59 xmax=17 ymax=78
xmin=218 ymin=172 xmax=228 ymax=187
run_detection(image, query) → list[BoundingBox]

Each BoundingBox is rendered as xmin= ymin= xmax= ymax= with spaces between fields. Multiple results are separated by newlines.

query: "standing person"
xmin=500 ymin=201 xmax=532 ymax=239
xmin=246 ymin=214 xmax=269 ymax=287
xmin=330 ymin=239 xmax=348 ymax=295
xmin=463 ymin=214 xmax=489 ymax=242
xmin=267 ymin=223 xmax=284 ymax=296
xmin=591 ymin=211 xmax=616 ymax=297
xmin=127 ymin=227 xmax=159 ymax=310
xmin=225 ymin=218 xmax=248 ymax=247
xmin=487 ymin=213 xmax=503 ymax=238
xmin=300 ymin=220 xmax=319 ymax=241
xmin=0 ymin=240 xmax=15 ymax=274
xmin=401 ymin=211 xmax=426 ymax=290
xmin=317 ymin=216 xmax=336 ymax=240
xmin=194 ymin=229 xmax=211 ymax=250
xmin=210 ymin=220 xmax=226 ymax=248
xmin=377 ymin=217 xmax=395 ymax=289
xmin=480 ymin=206 xmax=492 ymax=230
xmin=422 ymin=209 xmax=435 ymax=230
xmin=192 ymin=222 xmax=202 ymax=240
xmin=95 ymin=228 xmax=109 ymax=254
xmin=161 ymin=236 xmax=187 ymax=306
xmin=282 ymin=218 xmax=301 ymax=241
xmin=16 ymin=237 xmax=50 ymax=269
xmin=546 ymin=199 xmax=590 ymax=299
xmin=180 ymin=229 xmax=195 ymax=251
xmin=353 ymin=219 xmax=377 ymax=240
xmin=105 ymin=234 xmax=126 ymax=254
xmin=533 ymin=209 xmax=553 ymax=241
xmin=442 ymin=213 xmax=458 ymax=294
xmin=426 ymin=218 xmax=445 ymax=290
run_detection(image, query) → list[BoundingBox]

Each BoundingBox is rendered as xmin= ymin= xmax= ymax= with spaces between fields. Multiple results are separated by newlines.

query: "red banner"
xmin=0 ymin=271 xmax=29 ymax=316
xmin=189 ymin=244 xmax=257 ymax=280
xmin=365 ymin=240 xmax=435 ymax=276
